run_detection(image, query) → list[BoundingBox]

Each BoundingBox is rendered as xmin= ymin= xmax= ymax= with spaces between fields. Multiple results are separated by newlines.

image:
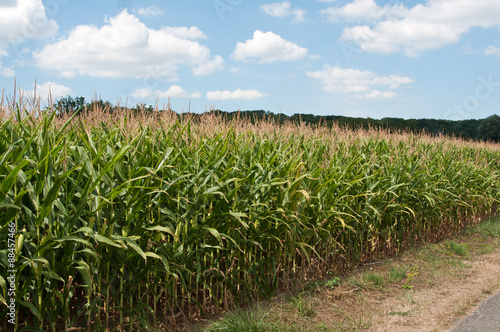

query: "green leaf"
xmin=204 ymin=227 xmax=223 ymax=247
xmin=117 ymin=235 xmax=147 ymax=262
xmin=0 ymin=159 xmax=31 ymax=202
xmin=19 ymin=300 xmax=43 ymax=323
xmin=94 ymin=234 xmax=124 ymax=248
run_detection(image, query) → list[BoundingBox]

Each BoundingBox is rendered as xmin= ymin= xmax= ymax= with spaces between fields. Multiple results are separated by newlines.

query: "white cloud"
xmin=135 ymin=6 xmax=165 ymax=17
xmin=160 ymin=26 xmax=207 ymax=40
xmin=261 ymin=2 xmax=291 ymax=18
xmin=206 ymin=89 xmax=268 ymax=101
xmin=231 ymin=30 xmax=308 ymax=63
xmin=131 ymin=88 xmax=154 ymax=99
xmin=0 ymin=0 xmax=58 ymax=55
xmin=306 ymin=65 xmax=413 ymax=99
xmin=36 ymin=82 xmax=74 ymax=101
xmin=192 ymin=55 xmax=224 ymax=75
xmin=0 ymin=61 xmax=14 ymax=77
xmin=34 ymin=10 xmax=223 ymax=79
xmin=260 ymin=2 xmax=306 ymax=23
xmin=485 ymin=45 xmax=500 ymax=58
xmin=360 ymin=90 xmax=397 ymax=100
xmin=328 ymin=0 xmax=500 ymax=56
xmin=291 ymin=8 xmax=306 ymax=24
xmin=321 ymin=0 xmax=397 ymax=22
xmin=132 ymin=86 xmax=201 ymax=99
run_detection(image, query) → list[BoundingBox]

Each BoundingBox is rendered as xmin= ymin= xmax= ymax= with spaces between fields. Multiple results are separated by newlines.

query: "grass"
xmin=366 ymin=273 xmax=385 ymax=286
xmin=286 ymin=293 xmax=317 ymax=318
xmin=204 ymin=306 xmax=276 ymax=332
xmin=477 ymin=218 xmax=500 ymax=238
xmin=387 ymin=310 xmax=411 ymax=316
xmin=0 ymin=101 xmax=499 ymax=331
xmin=389 ymin=266 xmax=408 ymax=283
xmin=445 ymin=240 xmax=469 ymax=256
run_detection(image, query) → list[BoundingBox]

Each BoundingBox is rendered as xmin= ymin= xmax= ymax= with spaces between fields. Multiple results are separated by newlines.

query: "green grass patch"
xmin=205 ymin=307 xmax=279 ymax=332
xmin=286 ymin=293 xmax=317 ymax=318
xmin=389 ymin=266 xmax=409 ymax=283
xmin=477 ymin=217 xmax=500 ymax=238
xmin=364 ymin=273 xmax=385 ymax=286
xmin=445 ymin=240 xmax=469 ymax=257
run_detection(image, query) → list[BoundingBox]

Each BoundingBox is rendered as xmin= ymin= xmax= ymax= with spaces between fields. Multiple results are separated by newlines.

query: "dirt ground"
xmin=306 ymin=239 xmax=500 ymax=331
xmin=367 ymin=249 xmax=500 ymax=331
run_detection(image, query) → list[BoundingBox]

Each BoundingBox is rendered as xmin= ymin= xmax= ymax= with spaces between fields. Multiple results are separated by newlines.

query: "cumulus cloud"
xmin=135 ymin=6 xmax=165 ymax=17
xmin=131 ymin=86 xmax=201 ymax=99
xmin=306 ymin=65 xmax=413 ymax=99
xmin=0 ymin=0 xmax=58 ymax=55
xmin=36 ymin=82 xmax=74 ymax=101
xmin=206 ymin=89 xmax=268 ymax=101
xmin=325 ymin=0 xmax=500 ymax=56
xmin=33 ymin=10 xmax=223 ymax=79
xmin=260 ymin=1 xmax=306 ymax=23
xmin=231 ymin=30 xmax=308 ymax=63
xmin=191 ymin=55 xmax=224 ymax=75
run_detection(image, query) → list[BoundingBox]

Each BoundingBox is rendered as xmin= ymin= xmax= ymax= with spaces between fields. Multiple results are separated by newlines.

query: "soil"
xmin=308 ymin=243 xmax=500 ymax=331
xmin=368 ymin=250 xmax=500 ymax=331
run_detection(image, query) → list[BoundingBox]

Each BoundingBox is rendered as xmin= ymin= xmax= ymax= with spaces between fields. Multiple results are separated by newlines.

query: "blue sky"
xmin=1 ymin=0 xmax=500 ymax=120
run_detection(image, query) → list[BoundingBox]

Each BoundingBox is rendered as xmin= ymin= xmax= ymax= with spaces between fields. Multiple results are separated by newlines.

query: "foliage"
xmin=478 ymin=114 xmax=500 ymax=142
xmin=53 ymin=96 xmax=86 ymax=115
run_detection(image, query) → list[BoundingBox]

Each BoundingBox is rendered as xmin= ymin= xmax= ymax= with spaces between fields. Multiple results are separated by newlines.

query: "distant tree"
xmin=477 ymin=114 xmax=500 ymax=142
xmin=54 ymin=96 xmax=86 ymax=115
xmin=132 ymin=103 xmax=154 ymax=112
xmin=87 ymin=99 xmax=113 ymax=111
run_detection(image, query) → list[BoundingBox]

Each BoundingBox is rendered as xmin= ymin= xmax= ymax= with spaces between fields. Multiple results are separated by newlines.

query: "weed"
xmin=311 ymin=276 xmax=341 ymax=291
xmin=402 ymin=266 xmax=419 ymax=290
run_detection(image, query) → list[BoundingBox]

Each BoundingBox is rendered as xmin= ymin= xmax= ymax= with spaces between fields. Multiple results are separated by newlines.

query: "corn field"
xmin=0 ymin=101 xmax=499 ymax=331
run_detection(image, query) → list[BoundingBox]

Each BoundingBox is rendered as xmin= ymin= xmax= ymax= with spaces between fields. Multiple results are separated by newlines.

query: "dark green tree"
xmin=54 ymin=96 xmax=86 ymax=115
xmin=477 ymin=114 xmax=500 ymax=142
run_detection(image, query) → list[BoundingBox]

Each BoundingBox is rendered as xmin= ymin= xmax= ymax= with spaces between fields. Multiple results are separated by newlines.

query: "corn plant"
xmin=0 ymin=103 xmax=499 ymax=331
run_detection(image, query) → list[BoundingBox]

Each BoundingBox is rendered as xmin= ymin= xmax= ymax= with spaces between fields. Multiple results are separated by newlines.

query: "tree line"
xmin=53 ymin=96 xmax=500 ymax=142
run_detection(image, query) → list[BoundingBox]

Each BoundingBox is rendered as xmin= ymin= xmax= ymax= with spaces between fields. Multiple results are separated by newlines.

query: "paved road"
xmin=451 ymin=290 xmax=500 ymax=332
